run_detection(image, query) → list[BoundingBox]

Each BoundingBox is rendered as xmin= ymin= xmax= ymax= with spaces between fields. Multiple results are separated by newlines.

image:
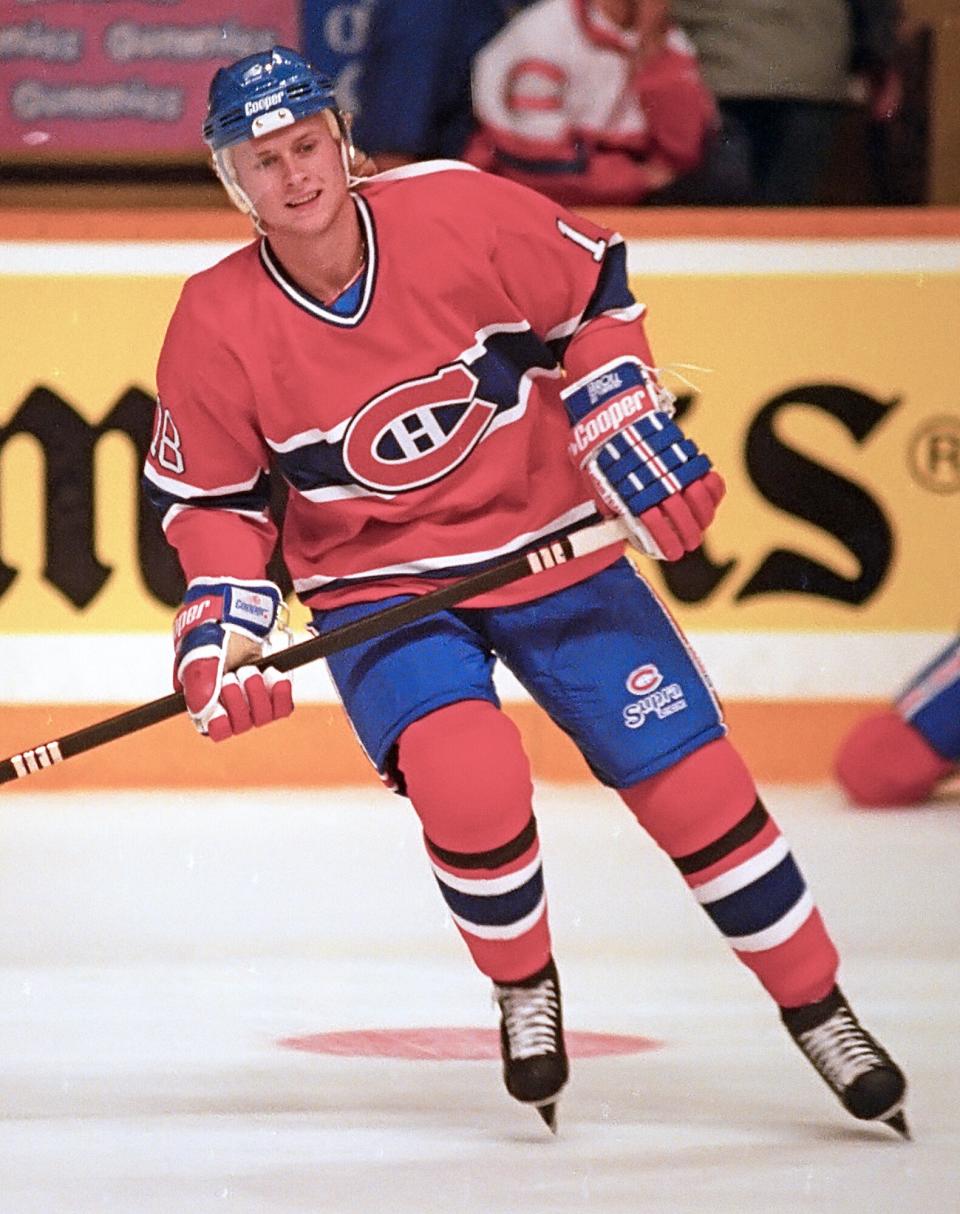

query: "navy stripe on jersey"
xmin=142 ymin=469 xmax=272 ymax=520
xmin=271 ymin=327 xmax=556 ymax=495
xmin=548 ymin=241 xmax=634 ymax=360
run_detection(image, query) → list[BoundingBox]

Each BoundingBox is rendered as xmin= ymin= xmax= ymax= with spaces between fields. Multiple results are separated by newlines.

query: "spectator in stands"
xmin=352 ymin=0 xmax=536 ymax=171
xmin=464 ymin=0 xmax=741 ymax=207
xmin=670 ymin=0 xmax=904 ymax=204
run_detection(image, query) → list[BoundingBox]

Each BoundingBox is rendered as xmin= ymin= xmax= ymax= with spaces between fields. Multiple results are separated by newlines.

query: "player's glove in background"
xmin=563 ymin=358 xmax=725 ymax=561
xmin=173 ymin=578 xmax=293 ymax=741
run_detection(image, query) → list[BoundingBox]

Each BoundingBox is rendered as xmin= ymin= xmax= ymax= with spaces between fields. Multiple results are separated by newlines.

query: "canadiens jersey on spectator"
xmin=466 ymin=0 xmax=717 ymax=205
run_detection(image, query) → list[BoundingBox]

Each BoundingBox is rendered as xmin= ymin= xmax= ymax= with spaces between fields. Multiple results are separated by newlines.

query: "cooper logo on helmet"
xmin=244 ymin=92 xmax=284 ymax=117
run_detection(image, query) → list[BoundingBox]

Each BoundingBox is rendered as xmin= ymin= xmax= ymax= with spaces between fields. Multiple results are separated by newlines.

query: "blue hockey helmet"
xmin=203 ymin=46 xmax=355 ymax=230
xmin=203 ymin=45 xmax=339 ymax=152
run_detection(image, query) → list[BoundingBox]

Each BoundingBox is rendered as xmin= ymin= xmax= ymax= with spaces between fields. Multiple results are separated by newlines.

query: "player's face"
xmin=230 ymin=113 xmax=349 ymax=236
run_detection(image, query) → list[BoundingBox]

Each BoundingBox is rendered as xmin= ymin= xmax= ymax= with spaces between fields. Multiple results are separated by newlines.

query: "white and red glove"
xmin=173 ymin=577 xmax=293 ymax=742
xmin=563 ymin=357 xmax=725 ymax=561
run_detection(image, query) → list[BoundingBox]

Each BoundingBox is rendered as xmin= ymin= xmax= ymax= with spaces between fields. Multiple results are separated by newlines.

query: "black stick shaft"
xmin=1 ymin=519 xmax=624 ymax=785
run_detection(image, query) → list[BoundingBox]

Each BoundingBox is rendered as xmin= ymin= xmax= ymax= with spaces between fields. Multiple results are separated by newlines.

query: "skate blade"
xmin=536 ymin=1102 xmax=558 ymax=1134
xmin=883 ymin=1109 xmax=911 ymax=1140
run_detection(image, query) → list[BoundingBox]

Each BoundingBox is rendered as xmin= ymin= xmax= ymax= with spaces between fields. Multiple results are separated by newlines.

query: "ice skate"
xmin=781 ymin=986 xmax=909 ymax=1138
xmin=494 ymin=957 xmax=569 ymax=1132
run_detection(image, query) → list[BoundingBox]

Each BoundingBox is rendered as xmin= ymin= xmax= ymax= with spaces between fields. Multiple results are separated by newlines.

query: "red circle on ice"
xmin=278 ymin=1028 xmax=661 ymax=1060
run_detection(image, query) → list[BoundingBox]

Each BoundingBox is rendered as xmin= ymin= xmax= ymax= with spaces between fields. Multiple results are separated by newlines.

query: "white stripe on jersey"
xmin=160 ymin=503 xmax=271 ymax=533
xmin=143 ymin=461 xmax=265 ymax=500
xmin=268 ymin=420 xmax=351 ymax=452
xmin=484 ymin=363 xmax=563 ymax=439
xmin=267 ymin=321 xmax=549 ymax=466
xmin=292 ymin=500 xmax=599 ymax=594
xmin=461 ymin=319 xmax=533 ymax=362
xmin=545 ymin=299 xmax=646 ymax=346
xmin=297 ymin=483 xmax=394 ymax=503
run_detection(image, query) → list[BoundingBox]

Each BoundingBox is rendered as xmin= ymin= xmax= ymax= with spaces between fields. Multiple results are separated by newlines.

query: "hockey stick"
xmin=1 ymin=517 xmax=627 ymax=785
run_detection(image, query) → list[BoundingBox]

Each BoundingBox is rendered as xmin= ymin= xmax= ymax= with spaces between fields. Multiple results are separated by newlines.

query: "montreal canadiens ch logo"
xmin=626 ymin=664 xmax=663 ymax=695
xmin=342 ymin=363 xmax=497 ymax=492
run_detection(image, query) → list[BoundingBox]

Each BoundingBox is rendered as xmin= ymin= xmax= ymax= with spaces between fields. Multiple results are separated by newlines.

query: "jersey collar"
xmin=258 ymin=193 xmax=376 ymax=327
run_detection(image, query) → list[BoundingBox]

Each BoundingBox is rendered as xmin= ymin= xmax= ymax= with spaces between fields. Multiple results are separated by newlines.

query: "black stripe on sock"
xmin=425 ymin=815 xmax=537 ymax=871
xmin=672 ymin=799 xmax=769 ymax=876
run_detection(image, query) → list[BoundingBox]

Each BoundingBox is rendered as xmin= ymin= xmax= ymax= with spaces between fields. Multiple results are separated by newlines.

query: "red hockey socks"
xmin=620 ymin=739 xmax=838 ymax=1008
xmin=834 ymin=709 xmax=956 ymax=807
xmin=397 ymin=700 xmax=551 ymax=983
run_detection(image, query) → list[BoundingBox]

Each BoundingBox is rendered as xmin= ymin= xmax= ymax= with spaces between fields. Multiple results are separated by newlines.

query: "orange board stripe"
xmin=580 ymin=206 xmax=960 ymax=239
xmin=0 ymin=700 xmax=881 ymax=792
xmin=0 ymin=209 xmax=252 ymax=242
xmin=2 ymin=207 xmax=960 ymax=241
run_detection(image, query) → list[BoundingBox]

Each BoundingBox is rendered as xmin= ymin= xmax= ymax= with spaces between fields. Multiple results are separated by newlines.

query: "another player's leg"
xmin=620 ymin=738 xmax=908 ymax=1137
xmin=397 ymin=699 xmax=568 ymax=1130
xmin=835 ymin=636 xmax=960 ymax=807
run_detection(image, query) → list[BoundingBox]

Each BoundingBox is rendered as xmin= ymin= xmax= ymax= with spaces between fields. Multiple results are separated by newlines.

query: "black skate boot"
xmin=781 ymin=986 xmax=910 ymax=1139
xmin=494 ymin=957 xmax=569 ymax=1132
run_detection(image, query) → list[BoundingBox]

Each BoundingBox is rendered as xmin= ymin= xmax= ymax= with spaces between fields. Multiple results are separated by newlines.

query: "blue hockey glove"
xmin=173 ymin=578 xmax=293 ymax=741
xmin=563 ymin=358 xmax=725 ymax=561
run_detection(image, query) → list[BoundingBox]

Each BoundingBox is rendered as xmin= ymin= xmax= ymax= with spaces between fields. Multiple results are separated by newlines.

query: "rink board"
xmin=1 ymin=208 xmax=957 ymax=787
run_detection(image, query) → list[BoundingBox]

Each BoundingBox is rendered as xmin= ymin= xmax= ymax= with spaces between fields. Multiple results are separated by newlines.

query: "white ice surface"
xmin=0 ymin=782 xmax=957 ymax=1213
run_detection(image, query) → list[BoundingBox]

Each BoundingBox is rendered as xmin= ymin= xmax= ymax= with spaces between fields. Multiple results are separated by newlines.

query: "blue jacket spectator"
xmin=302 ymin=0 xmax=375 ymax=117
xmin=353 ymin=0 xmax=535 ymax=169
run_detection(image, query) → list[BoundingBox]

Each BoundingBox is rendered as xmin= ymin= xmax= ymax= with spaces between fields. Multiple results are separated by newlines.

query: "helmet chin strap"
xmin=212 ymin=147 xmax=267 ymax=234
xmin=335 ymin=112 xmax=366 ymax=190
xmin=214 ymin=108 xmax=360 ymax=236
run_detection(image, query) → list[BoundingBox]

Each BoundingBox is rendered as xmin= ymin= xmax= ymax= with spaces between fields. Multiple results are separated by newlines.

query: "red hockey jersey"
xmin=144 ymin=162 xmax=657 ymax=609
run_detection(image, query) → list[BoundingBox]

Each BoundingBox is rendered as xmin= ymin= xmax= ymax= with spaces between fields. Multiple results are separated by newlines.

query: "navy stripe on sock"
xmin=436 ymin=868 xmax=544 ymax=928
xmin=702 ymin=854 xmax=806 ymax=938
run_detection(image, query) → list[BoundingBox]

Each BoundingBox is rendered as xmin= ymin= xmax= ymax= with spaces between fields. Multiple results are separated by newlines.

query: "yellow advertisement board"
xmin=1 ymin=273 xmax=182 ymax=633
xmin=1 ymin=239 xmax=957 ymax=637
xmin=1 ymin=214 xmax=957 ymax=786
xmin=639 ymin=271 xmax=959 ymax=630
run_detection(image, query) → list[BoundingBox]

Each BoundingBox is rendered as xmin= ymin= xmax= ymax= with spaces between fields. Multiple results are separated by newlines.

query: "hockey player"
xmin=835 ymin=636 xmax=960 ymax=807
xmin=144 ymin=46 xmax=909 ymax=1137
